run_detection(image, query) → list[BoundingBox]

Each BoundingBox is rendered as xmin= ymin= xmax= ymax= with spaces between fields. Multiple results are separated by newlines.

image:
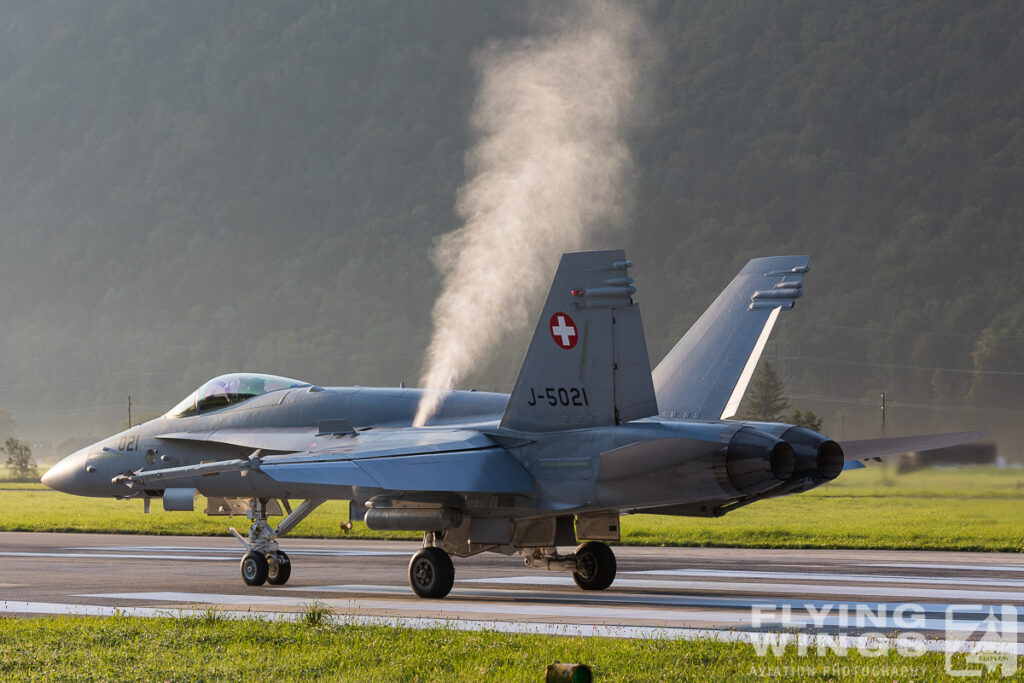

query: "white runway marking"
xmin=71 ymin=591 xmax=1016 ymax=635
xmin=77 ymin=590 xmax=755 ymax=624
xmin=464 ymin=575 xmax=1024 ymax=602
xmin=630 ymin=568 xmax=1024 ymax=588
xmin=66 ymin=545 xmax=407 ymax=557
xmin=0 ymin=552 xmax=236 ymax=562
xmin=857 ymin=562 xmax=1024 ymax=573
xmin=280 ymin=584 xmax=1011 ymax=618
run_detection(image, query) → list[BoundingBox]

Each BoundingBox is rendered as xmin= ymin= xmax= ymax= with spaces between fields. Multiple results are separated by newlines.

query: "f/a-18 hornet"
xmin=44 ymin=251 xmax=981 ymax=598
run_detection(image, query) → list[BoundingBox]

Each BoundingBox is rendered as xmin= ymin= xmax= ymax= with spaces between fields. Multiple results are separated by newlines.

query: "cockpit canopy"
xmin=166 ymin=373 xmax=310 ymax=417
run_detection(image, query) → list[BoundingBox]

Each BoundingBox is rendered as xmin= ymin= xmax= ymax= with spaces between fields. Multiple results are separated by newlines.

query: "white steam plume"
xmin=414 ymin=1 xmax=650 ymax=426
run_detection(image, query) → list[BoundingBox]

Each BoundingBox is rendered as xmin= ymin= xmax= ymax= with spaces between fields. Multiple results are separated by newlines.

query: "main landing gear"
xmin=570 ymin=541 xmax=617 ymax=590
xmin=408 ymin=546 xmax=455 ymax=599
xmin=403 ymin=533 xmax=618 ymax=600
xmin=521 ymin=541 xmax=617 ymax=592
xmin=232 ymin=497 xmax=324 ymax=587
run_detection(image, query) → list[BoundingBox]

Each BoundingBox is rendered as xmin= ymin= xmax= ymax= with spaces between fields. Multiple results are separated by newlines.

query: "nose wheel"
xmin=267 ymin=550 xmax=291 ymax=585
xmin=240 ymin=551 xmax=269 ymax=586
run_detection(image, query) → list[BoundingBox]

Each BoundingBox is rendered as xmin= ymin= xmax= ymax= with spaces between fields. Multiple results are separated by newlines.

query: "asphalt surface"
xmin=2 ymin=532 xmax=1023 ymax=655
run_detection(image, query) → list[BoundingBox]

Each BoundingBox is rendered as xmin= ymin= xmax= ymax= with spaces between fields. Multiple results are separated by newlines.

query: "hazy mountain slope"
xmin=0 ymin=1 xmax=1021 ymax=446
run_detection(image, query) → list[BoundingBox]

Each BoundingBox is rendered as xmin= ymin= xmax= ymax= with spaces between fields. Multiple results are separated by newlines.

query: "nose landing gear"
xmin=231 ymin=497 xmax=324 ymax=587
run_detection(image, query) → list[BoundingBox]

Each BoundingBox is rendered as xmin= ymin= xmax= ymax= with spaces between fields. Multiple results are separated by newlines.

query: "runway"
xmin=2 ymin=532 xmax=1022 ymax=655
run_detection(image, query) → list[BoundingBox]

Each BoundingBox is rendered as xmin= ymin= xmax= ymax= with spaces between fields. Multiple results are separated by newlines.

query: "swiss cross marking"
xmin=549 ymin=312 xmax=578 ymax=349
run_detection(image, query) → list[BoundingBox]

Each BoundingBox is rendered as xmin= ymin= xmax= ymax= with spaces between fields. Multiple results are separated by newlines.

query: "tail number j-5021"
xmin=527 ymin=387 xmax=589 ymax=407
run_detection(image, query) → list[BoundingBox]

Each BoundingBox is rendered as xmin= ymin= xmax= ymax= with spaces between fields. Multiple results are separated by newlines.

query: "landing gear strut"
xmin=521 ymin=541 xmax=617 ymax=591
xmin=231 ymin=497 xmax=324 ymax=587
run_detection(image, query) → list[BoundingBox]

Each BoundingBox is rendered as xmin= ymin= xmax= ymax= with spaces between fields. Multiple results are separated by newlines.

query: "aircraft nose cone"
xmin=41 ymin=451 xmax=88 ymax=494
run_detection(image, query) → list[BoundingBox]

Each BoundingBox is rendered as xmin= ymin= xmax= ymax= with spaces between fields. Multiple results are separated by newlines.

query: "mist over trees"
xmin=2 ymin=437 xmax=37 ymax=481
xmin=0 ymin=1 xmax=1022 ymax=454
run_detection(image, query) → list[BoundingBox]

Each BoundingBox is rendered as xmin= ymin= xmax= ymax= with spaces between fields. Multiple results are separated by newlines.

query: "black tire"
xmin=240 ymin=551 xmax=269 ymax=586
xmin=408 ymin=547 xmax=454 ymax=599
xmin=572 ymin=541 xmax=616 ymax=591
xmin=267 ymin=550 xmax=291 ymax=586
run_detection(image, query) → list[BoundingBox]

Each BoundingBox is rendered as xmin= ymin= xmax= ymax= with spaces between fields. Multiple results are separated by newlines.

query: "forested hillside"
xmin=1 ymin=1 xmax=1022 ymax=454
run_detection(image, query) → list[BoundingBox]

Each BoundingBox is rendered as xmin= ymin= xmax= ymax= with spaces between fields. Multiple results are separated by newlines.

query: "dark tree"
xmin=743 ymin=362 xmax=788 ymax=422
xmin=785 ymin=409 xmax=824 ymax=432
xmin=3 ymin=437 xmax=37 ymax=481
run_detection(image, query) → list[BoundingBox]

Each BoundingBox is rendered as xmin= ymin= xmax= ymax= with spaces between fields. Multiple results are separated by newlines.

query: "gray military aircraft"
xmin=43 ymin=251 xmax=982 ymax=598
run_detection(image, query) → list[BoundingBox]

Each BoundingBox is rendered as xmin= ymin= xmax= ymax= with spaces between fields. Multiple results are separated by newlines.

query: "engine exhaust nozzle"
xmin=721 ymin=427 xmax=795 ymax=494
xmin=780 ymin=426 xmax=845 ymax=481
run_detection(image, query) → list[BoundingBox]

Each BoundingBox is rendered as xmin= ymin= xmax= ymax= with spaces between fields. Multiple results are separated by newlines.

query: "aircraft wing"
xmin=258 ymin=429 xmax=535 ymax=494
xmin=839 ymin=431 xmax=987 ymax=470
xmin=652 ymin=255 xmax=809 ymax=420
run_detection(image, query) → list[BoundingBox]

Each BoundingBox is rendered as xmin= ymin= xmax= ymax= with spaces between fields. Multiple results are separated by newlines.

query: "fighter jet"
xmin=43 ymin=251 xmax=982 ymax=598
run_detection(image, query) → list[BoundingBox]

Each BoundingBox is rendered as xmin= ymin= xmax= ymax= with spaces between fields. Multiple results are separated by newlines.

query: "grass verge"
xmin=0 ymin=615 xmax=962 ymax=681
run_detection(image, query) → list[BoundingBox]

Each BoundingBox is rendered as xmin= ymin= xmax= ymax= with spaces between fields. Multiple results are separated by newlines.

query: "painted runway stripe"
xmin=66 ymin=545 xmax=407 ymax=557
xmin=285 ymin=584 xmax=1015 ymax=619
xmin=857 ymin=562 xmax=1024 ymax=573
xmin=72 ymin=591 xmax=1013 ymax=634
xmin=0 ymin=551 xmax=236 ymax=562
xmin=464 ymin=575 xmax=1024 ymax=602
xmin=629 ymin=568 xmax=1024 ymax=588
xmin=10 ymin=600 xmax=1020 ymax=653
xmin=77 ymin=590 xmax=754 ymax=624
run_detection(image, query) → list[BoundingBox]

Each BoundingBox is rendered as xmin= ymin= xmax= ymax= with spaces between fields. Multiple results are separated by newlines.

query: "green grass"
xmin=0 ymin=481 xmax=48 ymax=490
xmin=0 ymin=472 xmax=47 ymax=489
xmin=0 ymin=615 xmax=967 ymax=681
xmin=2 ymin=466 xmax=1022 ymax=551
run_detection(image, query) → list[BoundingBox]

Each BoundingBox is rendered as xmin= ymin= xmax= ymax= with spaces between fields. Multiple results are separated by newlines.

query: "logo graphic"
xmin=549 ymin=313 xmax=578 ymax=349
xmin=945 ymin=605 xmax=1018 ymax=677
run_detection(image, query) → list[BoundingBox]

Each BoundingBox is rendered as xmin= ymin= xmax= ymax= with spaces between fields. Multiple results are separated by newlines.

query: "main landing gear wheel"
xmin=408 ymin=547 xmax=455 ymax=599
xmin=241 ymin=551 xmax=269 ymax=586
xmin=267 ymin=550 xmax=291 ymax=586
xmin=572 ymin=541 xmax=616 ymax=591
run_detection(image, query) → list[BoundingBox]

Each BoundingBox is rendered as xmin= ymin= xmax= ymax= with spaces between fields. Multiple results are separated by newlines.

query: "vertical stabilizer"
xmin=499 ymin=250 xmax=658 ymax=433
xmin=652 ymin=255 xmax=809 ymax=420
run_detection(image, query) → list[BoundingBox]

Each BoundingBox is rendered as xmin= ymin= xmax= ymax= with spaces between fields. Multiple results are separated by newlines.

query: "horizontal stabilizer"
xmin=840 ymin=431 xmax=987 ymax=470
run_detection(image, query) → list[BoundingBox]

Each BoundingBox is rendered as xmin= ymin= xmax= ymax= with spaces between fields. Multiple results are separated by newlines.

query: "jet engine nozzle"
xmin=779 ymin=426 xmax=845 ymax=481
xmin=721 ymin=427 xmax=795 ymax=494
